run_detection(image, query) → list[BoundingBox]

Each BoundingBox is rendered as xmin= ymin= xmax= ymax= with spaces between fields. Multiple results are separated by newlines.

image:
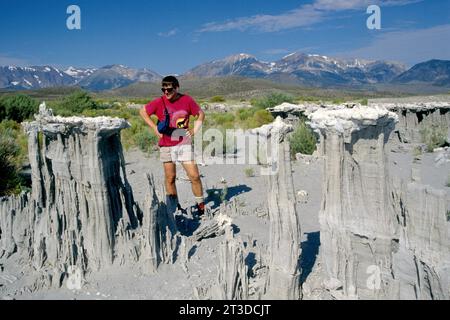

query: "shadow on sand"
xmin=205 ymin=184 xmax=252 ymax=210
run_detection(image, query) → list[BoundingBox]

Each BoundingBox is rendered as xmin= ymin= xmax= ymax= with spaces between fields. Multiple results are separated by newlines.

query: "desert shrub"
xmin=244 ymin=167 xmax=255 ymax=177
xmin=250 ymin=92 xmax=294 ymax=110
xmin=253 ymin=110 xmax=273 ymax=126
xmin=53 ymin=90 xmax=101 ymax=116
xmin=420 ymin=124 xmax=448 ymax=152
xmin=121 ymin=117 xmax=158 ymax=154
xmin=0 ymin=94 xmax=39 ymax=122
xmin=332 ymin=98 xmax=345 ymax=105
xmin=296 ymin=96 xmax=321 ymax=103
xmin=0 ymin=120 xmax=28 ymax=196
xmin=289 ymin=121 xmax=317 ymax=156
xmin=361 ymin=98 xmax=369 ymax=106
xmin=413 ymin=146 xmax=423 ymax=157
xmin=237 ymin=108 xmax=252 ymax=121
xmin=210 ymin=96 xmax=226 ymax=103
xmin=134 ymin=130 xmax=159 ymax=154
xmin=214 ymin=113 xmax=235 ymax=125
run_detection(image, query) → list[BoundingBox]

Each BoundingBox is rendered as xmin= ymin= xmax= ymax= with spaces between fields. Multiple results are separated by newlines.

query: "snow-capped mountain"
xmin=1 ymin=55 xmax=448 ymax=91
xmin=0 ymin=64 xmax=162 ymax=90
xmin=77 ymin=65 xmax=162 ymax=91
xmin=184 ymin=52 xmax=408 ymax=86
xmin=185 ymin=53 xmax=271 ymax=78
xmin=64 ymin=67 xmax=97 ymax=81
xmin=0 ymin=66 xmax=77 ymax=89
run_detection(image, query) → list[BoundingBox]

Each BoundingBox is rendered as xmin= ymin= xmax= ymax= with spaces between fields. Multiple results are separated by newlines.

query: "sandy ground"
xmin=1 ymin=140 xmax=449 ymax=300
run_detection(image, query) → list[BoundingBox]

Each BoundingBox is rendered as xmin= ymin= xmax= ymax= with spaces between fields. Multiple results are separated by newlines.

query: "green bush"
xmin=420 ymin=124 xmax=448 ymax=152
xmin=0 ymin=94 xmax=39 ymax=122
xmin=134 ymin=130 xmax=159 ymax=154
xmin=250 ymin=92 xmax=294 ymax=110
xmin=253 ymin=110 xmax=274 ymax=127
xmin=237 ymin=108 xmax=252 ymax=121
xmin=121 ymin=117 xmax=159 ymax=154
xmin=0 ymin=120 xmax=28 ymax=196
xmin=244 ymin=168 xmax=255 ymax=177
xmin=53 ymin=90 xmax=101 ymax=116
xmin=289 ymin=121 xmax=317 ymax=156
xmin=210 ymin=96 xmax=226 ymax=103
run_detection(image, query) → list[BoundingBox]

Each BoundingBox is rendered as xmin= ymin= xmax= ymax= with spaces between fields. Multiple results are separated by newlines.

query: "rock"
xmin=0 ymin=105 xmax=178 ymax=286
xmin=215 ymin=226 xmax=249 ymax=300
xmin=295 ymin=153 xmax=318 ymax=164
xmin=297 ymin=190 xmax=309 ymax=204
xmin=390 ymin=180 xmax=450 ymax=300
xmin=308 ymin=105 xmax=400 ymax=299
xmin=249 ymin=116 xmax=293 ymax=143
xmin=265 ymin=141 xmax=302 ymax=299
xmin=379 ymin=102 xmax=450 ymax=144
xmin=266 ymin=103 xmax=319 ymax=119
xmin=434 ymin=147 xmax=450 ymax=167
xmin=306 ymin=105 xmax=449 ymax=300
xmin=192 ymin=210 xmax=233 ymax=242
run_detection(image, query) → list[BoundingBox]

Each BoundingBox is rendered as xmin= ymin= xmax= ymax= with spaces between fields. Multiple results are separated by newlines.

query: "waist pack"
xmin=157 ymin=97 xmax=175 ymax=135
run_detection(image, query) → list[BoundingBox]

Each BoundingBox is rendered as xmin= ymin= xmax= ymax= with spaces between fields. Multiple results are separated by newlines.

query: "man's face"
xmin=162 ymin=83 xmax=178 ymax=100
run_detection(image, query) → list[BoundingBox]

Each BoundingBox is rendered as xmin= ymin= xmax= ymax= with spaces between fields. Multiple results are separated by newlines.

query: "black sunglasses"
xmin=161 ymin=87 xmax=175 ymax=93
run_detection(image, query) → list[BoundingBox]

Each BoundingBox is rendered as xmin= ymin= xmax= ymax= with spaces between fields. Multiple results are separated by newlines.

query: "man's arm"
xmin=140 ymin=107 xmax=163 ymax=139
xmin=187 ymin=110 xmax=205 ymax=138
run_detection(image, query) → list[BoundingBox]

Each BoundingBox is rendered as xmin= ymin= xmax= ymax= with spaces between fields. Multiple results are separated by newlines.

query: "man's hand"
xmin=186 ymin=128 xmax=195 ymax=138
xmin=154 ymin=129 xmax=163 ymax=139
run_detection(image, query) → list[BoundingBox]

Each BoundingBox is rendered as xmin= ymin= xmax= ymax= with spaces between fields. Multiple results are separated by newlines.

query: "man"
xmin=140 ymin=76 xmax=206 ymax=217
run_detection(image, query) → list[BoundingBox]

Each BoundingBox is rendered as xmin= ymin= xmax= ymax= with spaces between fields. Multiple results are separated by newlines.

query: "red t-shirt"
xmin=145 ymin=94 xmax=201 ymax=147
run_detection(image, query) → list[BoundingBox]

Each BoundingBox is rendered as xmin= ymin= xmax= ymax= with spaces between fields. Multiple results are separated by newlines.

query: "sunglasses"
xmin=161 ymin=87 xmax=175 ymax=93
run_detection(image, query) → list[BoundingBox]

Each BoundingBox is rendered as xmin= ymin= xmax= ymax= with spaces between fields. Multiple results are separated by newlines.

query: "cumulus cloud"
xmin=198 ymin=0 xmax=422 ymax=33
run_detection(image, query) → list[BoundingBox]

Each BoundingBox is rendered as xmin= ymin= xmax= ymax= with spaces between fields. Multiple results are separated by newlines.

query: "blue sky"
xmin=0 ymin=0 xmax=449 ymax=74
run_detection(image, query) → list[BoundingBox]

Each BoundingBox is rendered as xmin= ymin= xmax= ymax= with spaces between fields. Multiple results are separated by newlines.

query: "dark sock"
xmin=196 ymin=202 xmax=205 ymax=216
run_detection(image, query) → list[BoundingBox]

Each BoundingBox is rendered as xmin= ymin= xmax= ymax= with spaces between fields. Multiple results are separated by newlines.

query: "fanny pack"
xmin=157 ymin=97 xmax=175 ymax=135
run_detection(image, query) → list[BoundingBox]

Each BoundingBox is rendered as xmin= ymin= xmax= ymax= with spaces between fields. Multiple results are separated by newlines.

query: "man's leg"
xmin=163 ymin=161 xmax=177 ymax=196
xmin=181 ymin=161 xmax=205 ymax=216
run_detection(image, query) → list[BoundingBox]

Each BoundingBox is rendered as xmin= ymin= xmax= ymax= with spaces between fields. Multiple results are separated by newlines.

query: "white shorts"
xmin=159 ymin=144 xmax=195 ymax=163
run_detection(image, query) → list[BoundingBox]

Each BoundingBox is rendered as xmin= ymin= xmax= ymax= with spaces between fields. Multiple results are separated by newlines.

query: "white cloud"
xmin=336 ymin=24 xmax=450 ymax=65
xmin=198 ymin=0 xmax=422 ymax=33
xmin=313 ymin=0 xmax=421 ymax=11
xmin=158 ymin=28 xmax=178 ymax=37
xmin=198 ymin=4 xmax=323 ymax=33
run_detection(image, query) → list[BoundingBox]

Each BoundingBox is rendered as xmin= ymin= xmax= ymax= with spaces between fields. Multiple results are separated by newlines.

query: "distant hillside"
xmin=392 ymin=60 xmax=450 ymax=86
xmin=102 ymin=76 xmax=404 ymax=101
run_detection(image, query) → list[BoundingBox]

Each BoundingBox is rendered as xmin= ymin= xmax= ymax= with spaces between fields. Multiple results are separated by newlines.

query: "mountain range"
xmin=0 ymin=53 xmax=449 ymax=91
xmin=184 ymin=53 xmax=408 ymax=87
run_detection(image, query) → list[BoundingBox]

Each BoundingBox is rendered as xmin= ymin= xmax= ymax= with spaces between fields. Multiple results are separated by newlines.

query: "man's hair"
xmin=162 ymin=75 xmax=180 ymax=88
